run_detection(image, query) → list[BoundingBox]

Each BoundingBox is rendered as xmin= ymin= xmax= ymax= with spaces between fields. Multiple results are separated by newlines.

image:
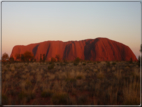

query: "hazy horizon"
xmin=1 ymin=1 xmax=141 ymax=59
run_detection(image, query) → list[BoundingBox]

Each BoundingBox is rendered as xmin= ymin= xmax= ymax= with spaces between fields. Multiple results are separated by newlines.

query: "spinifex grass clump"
xmin=1 ymin=61 xmax=140 ymax=105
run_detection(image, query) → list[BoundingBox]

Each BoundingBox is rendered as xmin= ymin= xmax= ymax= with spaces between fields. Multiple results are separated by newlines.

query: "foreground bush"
xmin=52 ymin=92 xmax=69 ymax=104
xmin=48 ymin=63 xmax=55 ymax=70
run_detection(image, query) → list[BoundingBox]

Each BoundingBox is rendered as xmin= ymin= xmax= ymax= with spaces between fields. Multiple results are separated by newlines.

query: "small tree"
xmin=31 ymin=57 xmax=35 ymax=62
xmin=15 ymin=53 xmax=21 ymax=61
xmin=63 ymin=58 xmax=67 ymax=63
xmin=74 ymin=57 xmax=81 ymax=63
xmin=43 ymin=54 xmax=46 ymax=62
xmin=9 ymin=56 xmax=14 ymax=62
xmin=40 ymin=54 xmax=43 ymax=62
xmin=55 ymin=55 xmax=60 ymax=62
xmin=20 ymin=54 xmax=25 ymax=62
xmin=129 ymin=57 xmax=133 ymax=63
xmin=51 ymin=57 xmax=56 ymax=63
xmin=24 ymin=51 xmax=34 ymax=62
xmin=2 ymin=53 xmax=9 ymax=62
xmin=74 ymin=57 xmax=81 ymax=66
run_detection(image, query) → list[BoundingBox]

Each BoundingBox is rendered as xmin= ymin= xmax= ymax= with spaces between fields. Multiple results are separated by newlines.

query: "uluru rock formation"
xmin=10 ymin=38 xmax=138 ymax=61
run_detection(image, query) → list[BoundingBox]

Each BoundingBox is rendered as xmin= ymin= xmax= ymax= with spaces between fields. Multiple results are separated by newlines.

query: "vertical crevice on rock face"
xmin=63 ymin=43 xmax=72 ymax=60
xmin=32 ymin=44 xmax=40 ymax=56
xmin=45 ymin=43 xmax=51 ymax=60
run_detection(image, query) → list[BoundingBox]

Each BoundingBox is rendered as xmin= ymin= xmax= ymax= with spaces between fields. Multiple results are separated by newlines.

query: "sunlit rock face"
xmin=10 ymin=38 xmax=138 ymax=61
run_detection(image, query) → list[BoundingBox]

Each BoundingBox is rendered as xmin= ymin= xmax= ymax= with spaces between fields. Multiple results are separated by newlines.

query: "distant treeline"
xmin=1 ymin=51 xmax=75 ymax=63
xmin=1 ymin=51 xmax=141 ymax=67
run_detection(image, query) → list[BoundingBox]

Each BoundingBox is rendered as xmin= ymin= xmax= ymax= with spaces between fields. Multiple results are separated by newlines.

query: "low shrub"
xmin=74 ymin=57 xmax=81 ymax=63
xmin=63 ymin=59 xmax=67 ymax=63
xmin=73 ymin=57 xmax=81 ymax=66
xmin=48 ymin=63 xmax=55 ymax=70
xmin=129 ymin=58 xmax=133 ymax=63
xmin=41 ymin=90 xmax=53 ymax=98
xmin=51 ymin=57 xmax=56 ymax=63
xmin=74 ymin=62 xmax=78 ymax=66
xmin=77 ymin=95 xmax=87 ymax=104
xmin=18 ymin=91 xmax=27 ymax=100
xmin=82 ymin=62 xmax=86 ymax=66
xmin=106 ymin=62 xmax=111 ymax=67
xmin=76 ymin=75 xmax=82 ymax=79
xmin=60 ymin=62 xmax=67 ymax=66
xmin=112 ymin=62 xmax=116 ymax=66
xmin=26 ymin=93 xmax=35 ymax=103
xmin=49 ymin=61 xmax=53 ymax=64
xmin=52 ymin=93 xmax=69 ymax=104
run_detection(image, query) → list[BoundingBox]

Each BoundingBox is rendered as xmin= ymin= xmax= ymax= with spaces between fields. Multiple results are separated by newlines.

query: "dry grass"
xmin=1 ymin=61 xmax=140 ymax=105
xmin=113 ymin=69 xmax=122 ymax=80
xmin=97 ymin=71 xmax=105 ymax=79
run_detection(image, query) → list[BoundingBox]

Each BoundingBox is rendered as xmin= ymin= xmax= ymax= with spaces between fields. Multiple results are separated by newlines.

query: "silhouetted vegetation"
xmin=23 ymin=51 xmax=34 ymax=62
xmin=40 ymin=54 xmax=42 ymax=62
xmin=75 ymin=57 xmax=81 ymax=63
xmin=48 ymin=63 xmax=55 ymax=70
xmin=74 ymin=57 xmax=81 ymax=66
xmin=9 ymin=56 xmax=14 ymax=62
xmin=55 ymin=55 xmax=60 ymax=62
xmin=112 ymin=62 xmax=116 ymax=66
xmin=63 ymin=58 xmax=67 ymax=63
xmin=2 ymin=53 xmax=9 ymax=62
xmin=82 ymin=62 xmax=86 ymax=66
xmin=20 ymin=54 xmax=25 ymax=62
xmin=15 ymin=53 xmax=21 ymax=61
xmin=43 ymin=54 xmax=46 ymax=62
xmin=39 ymin=54 xmax=46 ymax=62
xmin=51 ymin=57 xmax=56 ymax=63
xmin=129 ymin=58 xmax=133 ymax=63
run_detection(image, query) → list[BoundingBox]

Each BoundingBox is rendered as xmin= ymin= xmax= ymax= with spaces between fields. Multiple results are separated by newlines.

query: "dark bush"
xmin=74 ymin=57 xmax=81 ymax=63
xmin=106 ymin=62 xmax=111 ymax=67
xmin=55 ymin=55 xmax=60 ymax=62
xmin=52 ymin=93 xmax=69 ymax=104
xmin=129 ymin=58 xmax=133 ymax=63
xmin=41 ymin=91 xmax=53 ymax=98
xmin=48 ymin=63 xmax=55 ymax=70
xmin=112 ymin=62 xmax=116 ymax=66
xmin=74 ymin=62 xmax=78 ymax=66
xmin=51 ymin=57 xmax=56 ymax=63
xmin=73 ymin=57 xmax=81 ymax=66
xmin=82 ymin=62 xmax=86 ymax=66
xmin=9 ymin=57 xmax=14 ymax=62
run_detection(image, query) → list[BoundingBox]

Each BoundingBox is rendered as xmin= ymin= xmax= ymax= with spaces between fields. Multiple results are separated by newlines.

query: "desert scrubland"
xmin=1 ymin=61 xmax=140 ymax=105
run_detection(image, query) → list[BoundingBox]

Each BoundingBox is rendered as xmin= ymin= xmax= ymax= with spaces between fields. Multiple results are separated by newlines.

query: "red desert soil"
xmin=10 ymin=37 xmax=137 ymax=61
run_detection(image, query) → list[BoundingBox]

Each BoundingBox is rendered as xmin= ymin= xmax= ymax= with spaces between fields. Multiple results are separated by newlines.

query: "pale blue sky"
xmin=1 ymin=1 xmax=141 ymax=59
